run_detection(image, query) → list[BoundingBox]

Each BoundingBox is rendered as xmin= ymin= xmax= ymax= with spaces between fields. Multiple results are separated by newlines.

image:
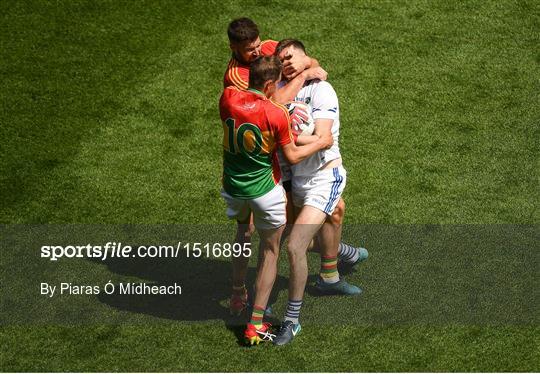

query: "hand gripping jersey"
xmin=223 ymin=40 xmax=278 ymax=89
xmin=219 ymin=86 xmax=293 ymax=199
xmin=291 ymin=80 xmax=342 ymax=176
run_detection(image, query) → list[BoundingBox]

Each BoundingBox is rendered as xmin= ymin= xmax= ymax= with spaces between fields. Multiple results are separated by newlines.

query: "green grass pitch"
xmin=1 ymin=0 xmax=539 ymax=371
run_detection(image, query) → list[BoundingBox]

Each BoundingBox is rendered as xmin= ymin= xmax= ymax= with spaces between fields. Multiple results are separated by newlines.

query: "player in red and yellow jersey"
xmin=220 ymin=82 xmax=288 ymax=198
xmin=224 ymin=17 xmax=325 ymax=104
xmin=223 ymin=18 xmax=330 ymax=319
xmin=220 ymin=56 xmax=332 ymax=344
xmin=224 ymin=39 xmax=278 ymax=90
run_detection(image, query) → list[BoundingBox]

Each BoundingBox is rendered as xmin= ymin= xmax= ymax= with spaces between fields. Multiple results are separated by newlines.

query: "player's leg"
xmin=244 ymin=184 xmax=287 ymax=345
xmin=304 ymin=166 xmax=361 ymax=295
xmin=313 ymin=167 xmax=360 ymax=293
xmin=317 ymin=218 xmax=340 ymax=283
xmin=281 ymin=187 xmax=316 ymax=252
xmin=230 ymin=219 xmax=251 ymax=315
xmin=279 ymin=159 xmax=295 ymax=245
xmin=273 ymin=205 xmax=326 ymax=346
xmin=245 ymin=225 xmax=284 ymax=345
xmin=221 ymin=189 xmax=252 ymax=315
xmin=315 ymin=217 xmax=362 ymax=295
xmin=281 ymin=185 xmax=315 ymax=250
xmin=310 ymin=197 xmax=369 ymax=268
xmin=252 ymin=227 xmax=284 ymax=313
xmin=249 ymin=184 xmax=296 ymax=315
xmin=317 ymin=190 xmax=342 ymax=286
xmin=288 ymin=207 xmax=326 ymax=300
xmin=332 ymin=198 xmax=369 ymax=272
xmin=284 ymin=181 xmax=295 ymax=226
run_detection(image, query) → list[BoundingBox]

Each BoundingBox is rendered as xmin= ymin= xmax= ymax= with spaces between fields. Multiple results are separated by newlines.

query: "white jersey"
xmin=292 ymin=80 xmax=341 ymax=176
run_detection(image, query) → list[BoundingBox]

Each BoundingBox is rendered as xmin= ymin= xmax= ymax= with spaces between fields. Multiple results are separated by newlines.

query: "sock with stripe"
xmin=338 ymin=242 xmax=360 ymax=264
xmin=284 ymin=299 xmax=302 ymax=325
xmin=249 ymin=305 xmax=265 ymax=329
xmin=320 ymin=255 xmax=340 ymax=284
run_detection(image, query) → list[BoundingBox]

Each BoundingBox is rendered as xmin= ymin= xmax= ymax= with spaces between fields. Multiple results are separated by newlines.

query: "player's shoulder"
xmin=225 ymin=58 xmax=249 ymax=89
xmin=221 ymin=85 xmax=244 ymax=102
xmin=261 ymin=39 xmax=277 ymax=47
xmin=265 ymin=99 xmax=290 ymax=122
xmin=223 ymin=85 xmax=242 ymax=95
xmin=227 ymin=57 xmax=247 ymax=70
xmin=261 ymin=40 xmax=278 ymax=56
xmin=309 ymin=79 xmax=335 ymax=91
xmin=310 ymin=79 xmax=337 ymax=99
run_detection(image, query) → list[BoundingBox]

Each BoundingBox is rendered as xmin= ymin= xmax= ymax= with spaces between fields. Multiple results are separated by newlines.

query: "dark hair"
xmin=275 ymin=39 xmax=306 ymax=56
xmin=227 ymin=18 xmax=259 ymax=44
xmin=248 ymin=56 xmax=282 ymax=90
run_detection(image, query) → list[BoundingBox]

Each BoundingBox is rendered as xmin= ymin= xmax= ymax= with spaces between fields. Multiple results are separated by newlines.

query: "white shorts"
xmin=292 ymin=166 xmax=346 ymax=215
xmin=221 ymin=184 xmax=287 ymax=230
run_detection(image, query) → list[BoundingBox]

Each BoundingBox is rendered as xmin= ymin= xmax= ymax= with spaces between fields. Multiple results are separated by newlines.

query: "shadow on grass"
xmin=93 ymin=253 xmax=290 ymax=345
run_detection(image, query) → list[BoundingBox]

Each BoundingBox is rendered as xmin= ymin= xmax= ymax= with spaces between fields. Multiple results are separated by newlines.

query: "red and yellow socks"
xmin=249 ymin=305 xmax=265 ymax=328
xmin=320 ymin=255 xmax=339 ymax=284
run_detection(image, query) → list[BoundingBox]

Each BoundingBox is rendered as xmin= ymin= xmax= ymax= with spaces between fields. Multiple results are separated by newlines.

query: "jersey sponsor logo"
xmin=312 ymin=198 xmax=326 ymax=207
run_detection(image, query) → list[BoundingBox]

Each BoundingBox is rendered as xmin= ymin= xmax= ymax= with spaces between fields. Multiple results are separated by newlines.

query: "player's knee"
xmin=331 ymin=199 xmax=345 ymax=225
xmin=261 ymin=250 xmax=279 ymax=265
xmin=260 ymin=240 xmax=280 ymax=257
xmin=236 ymin=223 xmax=255 ymax=241
xmin=287 ymin=240 xmax=307 ymax=263
xmin=335 ymin=198 xmax=345 ymax=216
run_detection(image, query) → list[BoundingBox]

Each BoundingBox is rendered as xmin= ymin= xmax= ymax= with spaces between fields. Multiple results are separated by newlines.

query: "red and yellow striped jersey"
xmin=223 ymin=40 xmax=278 ymax=89
xmin=219 ymin=86 xmax=292 ymax=199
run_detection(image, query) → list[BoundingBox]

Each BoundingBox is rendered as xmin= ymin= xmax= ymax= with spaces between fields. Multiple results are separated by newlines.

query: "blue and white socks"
xmin=338 ymin=242 xmax=360 ymax=263
xmin=284 ymin=299 xmax=302 ymax=325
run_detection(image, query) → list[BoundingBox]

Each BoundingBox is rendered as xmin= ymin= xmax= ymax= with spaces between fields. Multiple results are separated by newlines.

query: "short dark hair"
xmin=227 ymin=18 xmax=259 ymax=44
xmin=249 ymin=56 xmax=282 ymax=90
xmin=275 ymin=39 xmax=306 ymax=57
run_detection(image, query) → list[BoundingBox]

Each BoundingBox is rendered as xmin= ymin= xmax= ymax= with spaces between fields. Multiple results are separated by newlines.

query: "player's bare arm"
xmin=294 ymin=134 xmax=320 ymax=145
xmin=313 ymin=118 xmax=343 ymax=169
xmin=282 ymin=54 xmax=319 ymax=79
xmin=293 ymin=117 xmax=328 ymax=146
xmin=281 ymin=135 xmax=332 ymax=165
xmin=271 ymin=66 xmax=328 ymax=104
xmin=313 ymin=119 xmax=333 ymax=140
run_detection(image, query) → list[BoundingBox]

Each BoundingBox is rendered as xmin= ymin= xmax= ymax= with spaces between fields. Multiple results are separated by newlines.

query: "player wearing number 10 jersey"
xmin=220 ymin=86 xmax=291 ymax=200
xmin=219 ymin=56 xmax=332 ymax=344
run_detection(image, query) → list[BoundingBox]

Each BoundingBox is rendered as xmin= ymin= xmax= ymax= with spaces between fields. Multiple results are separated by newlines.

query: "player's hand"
xmin=301 ymin=66 xmax=328 ymax=81
xmin=282 ymin=54 xmax=310 ymax=79
xmin=290 ymin=104 xmax=309 ymax=130
xmin=316 ymin=133 xmax=334 ymax=149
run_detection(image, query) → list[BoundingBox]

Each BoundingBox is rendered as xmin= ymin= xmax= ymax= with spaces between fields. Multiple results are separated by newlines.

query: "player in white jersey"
xmin=276 ymin=85 xmax=368 ymax=278
xmin=272 ymin=39 xmax=362 ymax=346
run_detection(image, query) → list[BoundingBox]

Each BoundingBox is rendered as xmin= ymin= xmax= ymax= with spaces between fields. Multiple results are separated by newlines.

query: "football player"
xmin=273 ymin=39 xmax=361 ymax=346
xmin=220 ymin=56 xmax=332 ymax=344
